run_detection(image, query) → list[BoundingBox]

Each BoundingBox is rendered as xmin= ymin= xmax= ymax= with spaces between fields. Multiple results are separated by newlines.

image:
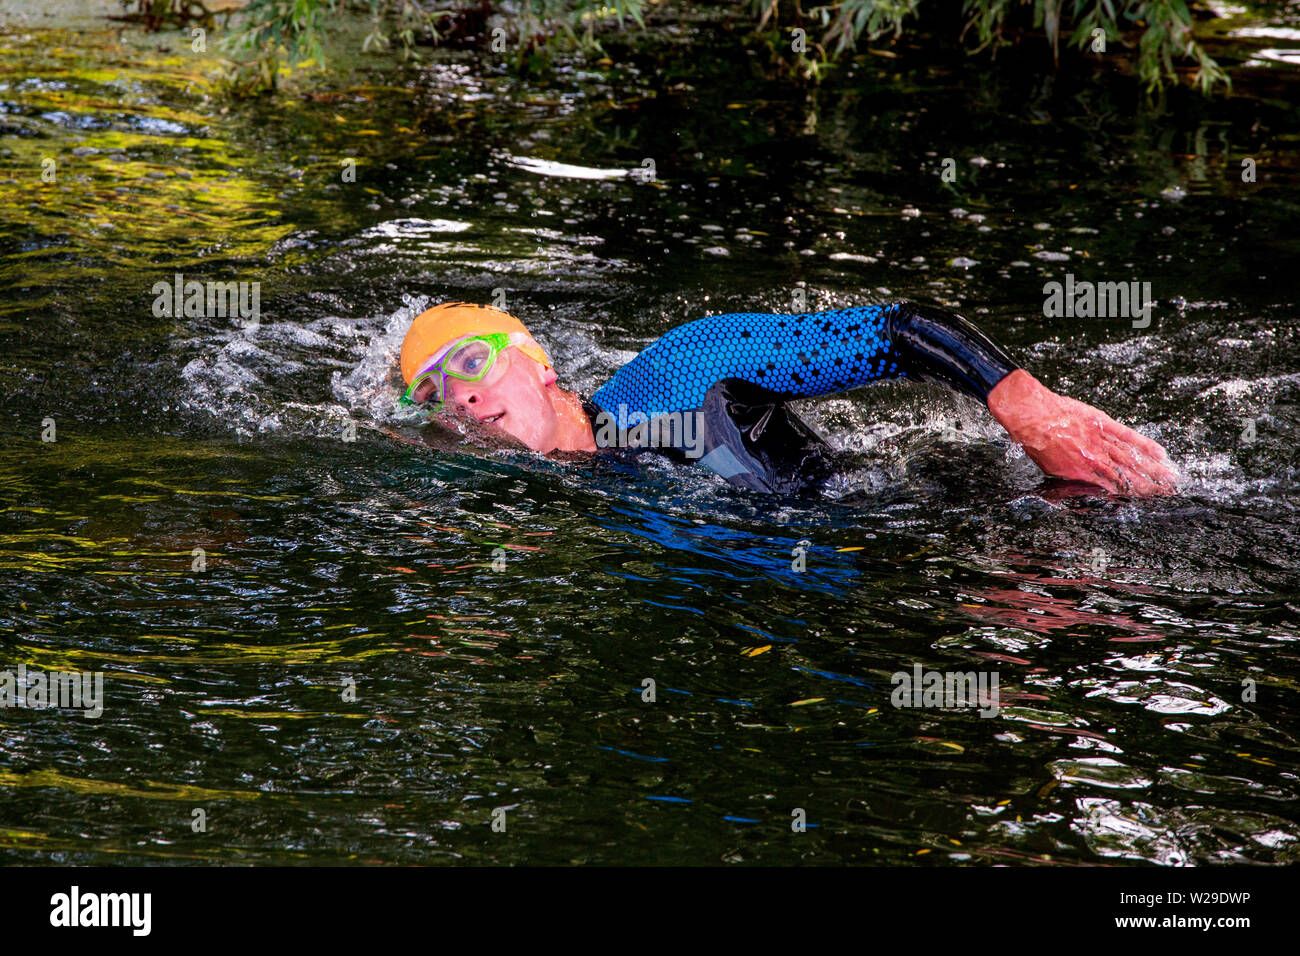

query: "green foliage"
xmin=213 ymin=0 xmax=337 ymax=94
xmin=757 ymin=0 xmax=1226 ymax=92
xmin=134 ymin=0 xmax=1228 ymax=97
xmin=825 ymin=0 xmax=925 ymax=52
xmin=358 ymin=1 xmax=456 ymax=58
xmin=503 ymin=1 xmax=650 ymax=72
xmin=211 ymin=1 xmax=652 ymax=91
xmin=959 ymin=0 xmax=1229 ymax=92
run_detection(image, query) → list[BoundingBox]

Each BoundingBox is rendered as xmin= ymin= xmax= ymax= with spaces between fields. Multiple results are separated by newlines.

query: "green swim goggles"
xmin=400 ymin=332 xmax=517 ymax=413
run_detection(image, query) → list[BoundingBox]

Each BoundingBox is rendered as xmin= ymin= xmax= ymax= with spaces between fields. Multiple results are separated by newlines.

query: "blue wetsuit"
xmin=584 ymin=302 xmax=1020 ymax=494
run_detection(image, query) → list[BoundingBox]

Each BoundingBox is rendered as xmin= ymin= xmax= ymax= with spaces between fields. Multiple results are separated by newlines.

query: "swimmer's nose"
xmin=450 ymin=383 xmax=481 ymax=411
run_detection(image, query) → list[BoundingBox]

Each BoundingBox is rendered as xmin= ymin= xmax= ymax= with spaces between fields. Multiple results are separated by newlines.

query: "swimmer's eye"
xmin=411 ymin=378 xmax=439 ymax=404
xmin=445 ymin=339 xmax=497 ymax=380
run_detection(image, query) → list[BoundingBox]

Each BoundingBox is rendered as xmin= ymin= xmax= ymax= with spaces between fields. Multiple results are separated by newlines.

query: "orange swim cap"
xmin=400 ymin=301 xmax=552 ymax=385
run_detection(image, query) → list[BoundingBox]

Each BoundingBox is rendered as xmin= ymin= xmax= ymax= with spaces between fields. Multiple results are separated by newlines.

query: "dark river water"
xmin=1 ymin=3 xmax=1298 ymax=864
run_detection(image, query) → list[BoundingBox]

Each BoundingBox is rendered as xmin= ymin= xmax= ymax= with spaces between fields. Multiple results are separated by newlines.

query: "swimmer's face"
xmin=441 ymin=346 xmax=565 ymax=451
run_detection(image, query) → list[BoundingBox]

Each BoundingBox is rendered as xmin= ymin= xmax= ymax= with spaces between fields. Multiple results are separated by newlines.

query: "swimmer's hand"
xmin=987 ymin=369 xmax=1178 ymax=496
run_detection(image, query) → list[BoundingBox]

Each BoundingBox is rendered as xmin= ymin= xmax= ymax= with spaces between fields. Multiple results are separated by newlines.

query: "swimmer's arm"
xmin=886 ymin=304 xmax=1177 ymax=495
xmin=593 ymin=303 xmax=1176 ymax=495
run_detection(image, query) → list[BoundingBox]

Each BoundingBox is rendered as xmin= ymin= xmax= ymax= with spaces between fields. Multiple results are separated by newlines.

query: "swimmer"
xmin=397 ymin=300 xmax=1177 ymax=496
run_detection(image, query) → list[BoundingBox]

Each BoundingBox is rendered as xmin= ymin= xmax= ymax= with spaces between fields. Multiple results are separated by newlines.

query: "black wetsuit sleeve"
xmin=884 ymin=302 xmax=1020 ymax=401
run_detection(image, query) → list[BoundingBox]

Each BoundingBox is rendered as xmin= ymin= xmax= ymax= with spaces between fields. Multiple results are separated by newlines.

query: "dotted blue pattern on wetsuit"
xmin=590 ymin=304 xmax=903 ymax=418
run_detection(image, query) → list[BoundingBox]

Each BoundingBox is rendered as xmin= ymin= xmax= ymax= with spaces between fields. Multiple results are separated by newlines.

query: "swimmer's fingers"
xmin=1096 ymin=442 xmax=1170 ymax=496
xmin=1105 ymin=459 xmax=1164 ymax=497
xmin=1098 ymin=424 xmax=1179 ymax=494
xmin=1055 ymin=394 xmax=1177 ymax=495
xmin=1046 ymin=400 xmax=1176 ymax=496
xmin=1085 ymin=453 xmax=1163 ymax=497
xmin=1099 ymin=415 xmax=1171 ymax=464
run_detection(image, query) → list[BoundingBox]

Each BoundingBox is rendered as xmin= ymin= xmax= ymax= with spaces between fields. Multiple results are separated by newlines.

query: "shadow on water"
xmin=0 ymin=1 xmax=1297 ymax=863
